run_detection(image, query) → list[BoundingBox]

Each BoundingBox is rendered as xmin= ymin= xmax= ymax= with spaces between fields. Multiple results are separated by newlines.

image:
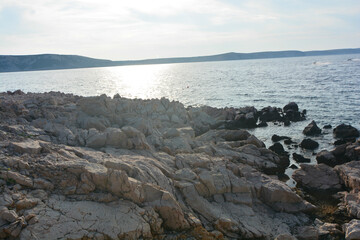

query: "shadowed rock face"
xmin=0 ymin=91 xmax=339 ymax=239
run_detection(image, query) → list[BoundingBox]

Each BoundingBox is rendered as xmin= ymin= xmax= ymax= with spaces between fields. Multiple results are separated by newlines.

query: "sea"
xmin=1 ymin=54 xmax=359 ymax=185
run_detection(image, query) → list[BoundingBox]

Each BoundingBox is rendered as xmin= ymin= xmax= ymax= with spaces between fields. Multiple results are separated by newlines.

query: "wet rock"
xmin=272 ymin=134 xmax=291 ymax=142
xmin=316 ymin=150 xmax=337 ymax=167
xmin=292 ymin=153 xmax=310 ymax=163
xmin=300 ymin=139 xmax=319 ymax=150
xmin=293 ymin=164 xmax=342 ymax=193
xmin=334 ymin=139 xmax=347 ymax=145
xmin=269 ymin=142 xmax=287 ymax=155
xmin=259 ymin=106 xmax=281 ymax=122
xmin=283 ymin=102 xmax=305 ymax=122
xmin=283 ymin=102 xmax=299 ymax=112
xmin=333 ymin=124 xmax=359 ymax=139
xmin=284 ymin=139 xmax=294 ymax=145
xmin=284 ymin=119 xmax=291 ymax=126
xmin=230 ymin=107 xmax=259 ymax=128
xmin=303 ymin=120 xmax=321 ymax=136
xmin=257 ymin=121 xmax=268 ymax=127
xmin=290 ymin=164 xmax=298 ymax=169
xmin=323 ymin=124 xmax=332 ymax=129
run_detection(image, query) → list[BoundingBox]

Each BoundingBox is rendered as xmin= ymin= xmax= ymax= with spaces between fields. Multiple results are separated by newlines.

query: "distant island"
xmin=1 ymin=48 xmax=360 ymax=73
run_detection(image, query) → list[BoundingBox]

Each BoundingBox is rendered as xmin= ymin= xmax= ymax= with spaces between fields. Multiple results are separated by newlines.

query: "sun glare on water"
xmin=104 ymin=64 xmax=171 ymax=99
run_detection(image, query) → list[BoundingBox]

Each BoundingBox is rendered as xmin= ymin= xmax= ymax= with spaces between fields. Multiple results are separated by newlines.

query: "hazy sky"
xmin=0 ymin=0 xmax=359 ymax=60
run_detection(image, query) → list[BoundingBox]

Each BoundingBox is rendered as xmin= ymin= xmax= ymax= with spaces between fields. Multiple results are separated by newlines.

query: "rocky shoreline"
xmin=0 ymin=91 xmax=359 ymax=239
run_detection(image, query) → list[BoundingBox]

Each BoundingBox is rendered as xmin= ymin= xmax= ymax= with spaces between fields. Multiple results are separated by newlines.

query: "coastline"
xmin=0 ymin=91 xmax=359 ymax=239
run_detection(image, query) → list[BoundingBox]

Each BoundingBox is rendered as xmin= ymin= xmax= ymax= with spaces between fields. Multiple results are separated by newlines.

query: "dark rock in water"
xmin=269 ymin=142 xmax=287 ymax=155
xmin=284 ymin=139 xmax=294 ymax=145
xmin=284 ymin=119 xmax=291 ymax=126
xmin=323 ymin=124 xmax=332 ymax=129
xmin=277 ymin=172 xmax=290 ymax=181
xmin=7 ymin=90 xmax=25 ymax=95
xmin=271 ymin=134 xmax=290 ymax=142
xmin=333 ymin=124 xmax=359 ymax=139
xmin=257 ymin=121 xmax=268 ymax=127
xmin=300 ymin=138 xmax=319 ymax=150
xmin=293 ymin=153 xmax=310 ymax=163
xmin=334 ymin=139 xmax=346 ymax=145
xmin=290 ymin=164 xmax=298 ymax=169
xmin=226 ymin=106 xmax=258 ymax=128
xmin=285 ymin=110 xmax=305 ymax=122
xmin=283 ymin=102 xmax=299 ymax=112
xmin=316 ymin=150 xmax=337 ymax=167
xmin=259 ymin=106 xmax=281 ymax=122
xmin=303 ymin=120 xmax=321 ymax=136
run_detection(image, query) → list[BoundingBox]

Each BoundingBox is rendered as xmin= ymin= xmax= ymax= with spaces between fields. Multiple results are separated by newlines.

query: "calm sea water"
xmin=1 ymin=54 xmax=359 ymax=185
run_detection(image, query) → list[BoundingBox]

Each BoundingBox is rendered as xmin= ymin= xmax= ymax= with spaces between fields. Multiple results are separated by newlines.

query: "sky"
xmin=0 ymin=0 xmax=359 ymax=60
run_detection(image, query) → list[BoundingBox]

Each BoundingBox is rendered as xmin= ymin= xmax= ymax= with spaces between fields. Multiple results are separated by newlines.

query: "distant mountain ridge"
xmin=1 ymin=48 xmax=360 ymax=73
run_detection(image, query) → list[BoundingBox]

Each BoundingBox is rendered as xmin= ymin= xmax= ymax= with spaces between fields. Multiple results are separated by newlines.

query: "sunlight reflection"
xmin=106 ymin=64 xmax=171 ymax=99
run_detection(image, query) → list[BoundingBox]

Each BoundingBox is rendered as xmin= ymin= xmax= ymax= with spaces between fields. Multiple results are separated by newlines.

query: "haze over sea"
xmin=1 ymin=53 xmax=359 ymax=184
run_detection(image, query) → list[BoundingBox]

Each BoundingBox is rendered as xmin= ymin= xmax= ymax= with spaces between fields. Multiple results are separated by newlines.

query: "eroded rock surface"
xmin=0 ymin=92 xmax=331 ymax=239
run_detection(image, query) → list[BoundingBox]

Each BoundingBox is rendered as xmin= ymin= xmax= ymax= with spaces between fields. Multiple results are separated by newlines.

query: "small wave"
xmin=205 ymin=98 xmax=224 ymax=101
xmin=348 ymin=58 xmax=360 ymax=62
xmin=313 ymin=61 xmax=331 ymax=66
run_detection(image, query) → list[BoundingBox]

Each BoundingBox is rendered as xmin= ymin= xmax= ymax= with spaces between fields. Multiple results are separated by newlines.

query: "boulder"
xmin=105 ymin=128 xmax=128 ymax=148
xmin=86 ymin=128 xmax=107 ymax=148
xmin=259 ymin=106 xmax=281 ymax=122
xmin=344 ymin=219 xmax=360 ymax=240
xmin=9 ymin=140 xmax=42 ymax=154
xmin=269 ymin=142 xmax=287 ymax=155
xmin=0 ymin=207 xmax=19 ymax=222
xmin=303 ymin=120 xmax=321 ymax=136
xmin=272 ymin=134 xmax=291 ymax=142
xmin=293 ymin=164 xmax=342 ymax=193
xmin=316 ymin=150 xmax=337 ymax=166
xmin=300 ymin=139 xmax=319 ymax=150
xmin=259 ymin=177 xmax=315 ymax=213
xmin=283 ymin=102 xmax=299 ymax=112
xmin=335 ymin=161 xmax=360 ymax=191
xmin=333 ymin=124 xmax=359 ymax=139
xmin=292 ymin=153 xmax=310 ymax=163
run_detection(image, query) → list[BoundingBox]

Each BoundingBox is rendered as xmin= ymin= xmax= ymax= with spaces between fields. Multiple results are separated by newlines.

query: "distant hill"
xmin=1 ymin=48 xmax=360 ymax=73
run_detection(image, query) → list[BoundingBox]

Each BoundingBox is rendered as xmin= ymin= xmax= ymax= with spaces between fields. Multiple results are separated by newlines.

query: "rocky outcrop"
xmin=344 ymin=219 xmax=360 ymax=240
xmin=293 ymin=164 xmax=342 ymax=193
xmin=0 ymin=92 xmax=334 ymax=239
